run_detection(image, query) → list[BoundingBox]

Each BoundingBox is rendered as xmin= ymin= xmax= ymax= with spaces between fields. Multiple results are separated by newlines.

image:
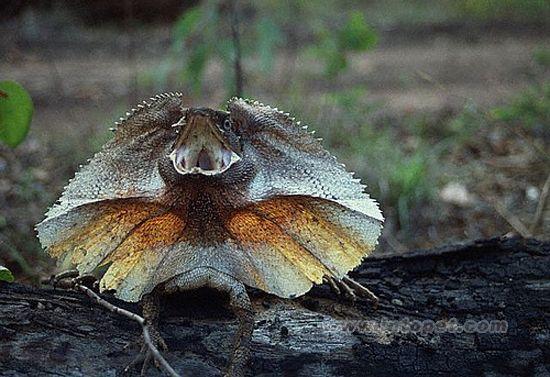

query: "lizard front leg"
xmin=224 ymin=280 xmax=254 ymax=377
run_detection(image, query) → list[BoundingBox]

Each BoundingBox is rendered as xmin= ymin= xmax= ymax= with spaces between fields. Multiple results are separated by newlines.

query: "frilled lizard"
xmin=36 ymin=93 xmax=384 ymax=376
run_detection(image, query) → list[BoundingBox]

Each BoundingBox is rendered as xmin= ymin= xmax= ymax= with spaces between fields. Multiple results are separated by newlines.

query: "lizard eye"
xmin=222 ymin=118 xmax=233 ymax=132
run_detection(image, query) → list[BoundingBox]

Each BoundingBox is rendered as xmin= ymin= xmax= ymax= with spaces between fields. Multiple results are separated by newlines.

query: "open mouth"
xmin=169 ymin=114 xmax=241 ymax=176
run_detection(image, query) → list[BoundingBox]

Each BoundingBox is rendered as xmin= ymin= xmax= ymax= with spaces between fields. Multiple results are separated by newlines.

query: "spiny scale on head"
xmin=237 ymin=98 xmax=334 ymax=161
xmin=111 ymin=94 xmax=354 ymax=191
xmin=230 ymin=97 xmax=311 ymax=135
xmin=110 ymin=92 xmax=183 ymax=132
xmin=239 ymin=99 xmax=362 ymax=183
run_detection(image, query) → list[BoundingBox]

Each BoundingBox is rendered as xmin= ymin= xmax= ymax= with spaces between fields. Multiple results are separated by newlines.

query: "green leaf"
xmin=0 ymin=266 xmax=14 ymax=283
xmin=0 ymin=81 xmax=33 ymax=148
xmin=339 ymin=11 xmax=378 ymax=52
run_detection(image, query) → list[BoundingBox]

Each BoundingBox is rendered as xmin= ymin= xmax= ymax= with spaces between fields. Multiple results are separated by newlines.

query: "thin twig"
xmin=530 ymin=172 xmax=550 ymax=235
xmin=484 ymin=196 xmax=531 ymax=238
xmin=229 ymin=0 xmax=243 ymax=97
xmin=76 ymin=284 xmax=181 ymax=377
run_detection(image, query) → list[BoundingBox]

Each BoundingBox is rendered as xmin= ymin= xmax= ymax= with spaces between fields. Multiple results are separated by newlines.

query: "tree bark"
xmin=1 ymin=236 xmax=549 ymax=377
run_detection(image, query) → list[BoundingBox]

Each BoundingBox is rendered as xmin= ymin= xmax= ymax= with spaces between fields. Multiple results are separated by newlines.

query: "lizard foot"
xmin=324 ymin=275 xmax=379 ymax=307
xmin=44 ymin=269 xmax=98 ymax=291
xmin=123 ymin=325 xmax=168 ymax=376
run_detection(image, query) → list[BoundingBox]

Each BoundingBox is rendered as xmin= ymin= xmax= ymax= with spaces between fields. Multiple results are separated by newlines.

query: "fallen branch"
xmin=76 ymin=285 xmax=180 ymax=377
xmin=1 ymin=236 xmax=549 ymax=376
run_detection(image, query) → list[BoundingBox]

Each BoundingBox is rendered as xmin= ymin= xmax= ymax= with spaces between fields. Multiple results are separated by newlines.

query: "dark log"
xmin=1 ymin=236 xmax=549 ymax=377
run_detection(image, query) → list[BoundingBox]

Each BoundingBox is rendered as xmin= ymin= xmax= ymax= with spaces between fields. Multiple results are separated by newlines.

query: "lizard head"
xmin=169 ymin=108 xmax=242 ymax=176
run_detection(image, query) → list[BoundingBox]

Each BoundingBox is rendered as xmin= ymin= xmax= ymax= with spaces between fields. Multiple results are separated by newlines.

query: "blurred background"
xmin=0 ymin=0 xmax=548 ymax=283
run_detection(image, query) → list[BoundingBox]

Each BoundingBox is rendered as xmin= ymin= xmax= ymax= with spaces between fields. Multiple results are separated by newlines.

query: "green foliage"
xmin=490 ymin=83 xmax=550 ymax=129
xmin=0 ymin=266 xmax=14 ymax=283
xmin=390 ymin=153 xmax=431 ymax=227
xmin=454 ymin=0 xmax=550 ymax=22
xmin=340 ymin=11 xmax=378 ymax=52
xmin=169 ymin=2 xmax=281 ymax=96
xmin=313 ymin=11 xmax=378 ymax=77
xmin=160 ymin=3 xmax=378 ymax=95
xmin=0 ymin=81 xmax=33 ymax=148
xmin=533 ymin=47 xmax=550 ymax=69
xmin=171 ymin=4 xmax=221 ymax=94
xmin=173 ymin=6 xmax=202 ymax=42
xmin=313 ymin=35 xmax=347 ymax=78
xmin=389 ymin=154 xmax=429 ymax=202
xmin=355 ymin=124 xmax=433 ymax=230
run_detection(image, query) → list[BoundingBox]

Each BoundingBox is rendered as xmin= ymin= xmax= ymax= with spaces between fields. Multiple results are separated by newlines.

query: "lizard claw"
xmin=324 ymin=275 xmax=379 ymax=307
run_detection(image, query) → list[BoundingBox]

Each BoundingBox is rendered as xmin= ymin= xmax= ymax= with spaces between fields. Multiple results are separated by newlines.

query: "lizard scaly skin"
xmin=37 ymin=94 xmax=384 ymax=376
